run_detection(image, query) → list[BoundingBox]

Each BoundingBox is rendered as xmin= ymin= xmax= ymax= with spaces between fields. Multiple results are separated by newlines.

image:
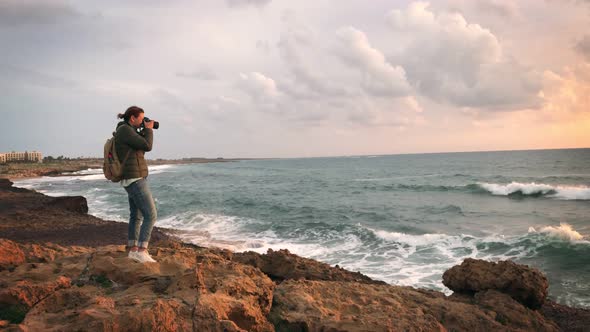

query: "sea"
xmin=14 ymin=149 xmax=590 ymax=308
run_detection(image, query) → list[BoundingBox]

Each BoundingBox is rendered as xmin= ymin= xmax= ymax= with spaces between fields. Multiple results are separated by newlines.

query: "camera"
xmin=142 ymin=117 xmax=159 ymax=130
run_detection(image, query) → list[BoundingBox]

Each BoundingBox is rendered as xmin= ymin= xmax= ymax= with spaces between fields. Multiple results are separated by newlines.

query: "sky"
xmin=0 ymin=0 xmax=589 ymax=159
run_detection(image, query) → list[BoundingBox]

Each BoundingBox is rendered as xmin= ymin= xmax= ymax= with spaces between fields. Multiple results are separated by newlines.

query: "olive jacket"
xmin=114 ymin=121 xmax=153 ymax=180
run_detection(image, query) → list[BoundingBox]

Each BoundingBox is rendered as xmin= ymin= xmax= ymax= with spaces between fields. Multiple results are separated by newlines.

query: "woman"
xmin=115 ymin=106 xmax=157 ymax=263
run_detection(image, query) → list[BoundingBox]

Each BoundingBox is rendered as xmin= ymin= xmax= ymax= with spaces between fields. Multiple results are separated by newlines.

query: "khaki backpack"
xmin=103 ymin=132 xmax=131 ymax=182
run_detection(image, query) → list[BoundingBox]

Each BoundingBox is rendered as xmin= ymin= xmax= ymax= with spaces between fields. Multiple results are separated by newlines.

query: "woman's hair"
xmin=117 ymin=106 xmax=144 ymax=121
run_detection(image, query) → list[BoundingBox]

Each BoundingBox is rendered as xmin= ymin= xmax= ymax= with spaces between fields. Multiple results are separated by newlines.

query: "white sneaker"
xmin=128 ymin=250 xmax=157 ymax=263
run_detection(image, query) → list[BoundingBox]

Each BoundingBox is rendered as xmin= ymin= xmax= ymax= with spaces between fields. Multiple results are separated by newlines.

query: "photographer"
xmin=115 ymin=106 xmax=158 ymax=263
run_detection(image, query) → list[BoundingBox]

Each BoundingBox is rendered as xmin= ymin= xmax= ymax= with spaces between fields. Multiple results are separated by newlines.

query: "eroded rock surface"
xmin=0 ymin=239 xmax=274 ymax=331
xmin=233 ymin=249 xmax=385 ymax=284
xmin=442 ymin=258 xmax=549 ymax=309
xmin=270 ymin=280 xmax=559 ymax=332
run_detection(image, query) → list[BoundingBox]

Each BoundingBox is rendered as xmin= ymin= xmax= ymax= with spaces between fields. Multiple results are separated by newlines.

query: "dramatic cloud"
xmin=0 ymin=0 xmax=588 ymax=157
xmin=575 ymin=35 xmax=590 ymax=62
xmin=276 ymin=19 xmax=348 ymax=100
xmin=0 ymin=0 xmax=81 ymax=26
xmin=335 ymin=27 xmax=411 ymax=97
xmin=386 ymin=2 xmax=542 ymax=110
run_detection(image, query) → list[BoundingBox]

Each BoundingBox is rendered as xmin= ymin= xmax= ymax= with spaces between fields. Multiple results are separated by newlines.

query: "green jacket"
xmin=114 ymin=121 xmax=153 ymax=179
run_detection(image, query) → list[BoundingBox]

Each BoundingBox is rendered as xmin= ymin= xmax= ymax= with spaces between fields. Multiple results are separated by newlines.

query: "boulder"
xmin=48 ymin=196 xmax=89 ymax=214
xmin=0 ymin=179 xmax=13 ymax=189
xmin=442 ymin=258 xmax=548 ymax=309
xmin=233 ymin=248 xmax=384 ymax=284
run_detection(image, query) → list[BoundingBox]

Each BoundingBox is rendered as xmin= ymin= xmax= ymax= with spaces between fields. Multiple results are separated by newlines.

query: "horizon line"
xmin=18 ymin=146 xmax=590 ymax=161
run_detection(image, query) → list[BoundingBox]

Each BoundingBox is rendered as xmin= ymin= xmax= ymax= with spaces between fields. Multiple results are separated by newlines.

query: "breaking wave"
xmin=477 ymin=182 xmax=590 ymax=200
xmin=528 ymin=223 xmax=586 ymax=242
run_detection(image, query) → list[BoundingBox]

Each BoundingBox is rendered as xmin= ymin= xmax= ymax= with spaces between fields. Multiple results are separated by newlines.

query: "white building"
xmin=1 ymin=151 xmax=43 ymax=163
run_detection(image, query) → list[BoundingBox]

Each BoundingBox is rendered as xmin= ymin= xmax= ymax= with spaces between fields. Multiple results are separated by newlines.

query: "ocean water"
xmin=14 ymin=149 xmax=590 ymax=308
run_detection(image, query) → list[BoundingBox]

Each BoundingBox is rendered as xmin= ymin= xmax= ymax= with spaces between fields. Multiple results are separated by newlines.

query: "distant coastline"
xmin=0 ymin=157 xmax=255 ymax=180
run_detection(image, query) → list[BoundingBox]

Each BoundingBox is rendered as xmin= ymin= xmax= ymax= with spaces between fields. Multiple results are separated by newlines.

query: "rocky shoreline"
xmin=0 ymin=178 xmax=589 ymax=331
xmin=0 ymin=158 xmax=240 ymax=180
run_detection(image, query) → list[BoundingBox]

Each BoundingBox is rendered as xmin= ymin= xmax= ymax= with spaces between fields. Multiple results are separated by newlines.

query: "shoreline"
xmin=0 ymin=158 xmax=243 ymax=182
xmin=1 ymin=178 xmax=589 ymax=330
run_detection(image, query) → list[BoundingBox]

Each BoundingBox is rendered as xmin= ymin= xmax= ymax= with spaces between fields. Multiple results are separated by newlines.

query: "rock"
xmin=191 ymin=252 xmax=275 ymax=332
xmin=270 ymin=280 xmax=445 ymax=332
xmin=0 ymin=276 xmax=72 ymax=309
xmin=0 ymin=239 xmax=25 ymax=270
xmin=442 ymin=258 xmax=549 ymax=309
xmin=47 ymin=196 xmax=89 ymax=214
xmin=270 ymin=280 xmax=559 ymax=332
xmin=474 ymin=290 xmax=559 ymax=331
xmin=233 ymin=248 xmax=385 ymax=285
xmin=0 ymin=179 xmax=13 ymax=189
xmin=0 ymin=242 xmax=275 ymax=331
xmin=541 ymin=300 xmax=590 ymax=332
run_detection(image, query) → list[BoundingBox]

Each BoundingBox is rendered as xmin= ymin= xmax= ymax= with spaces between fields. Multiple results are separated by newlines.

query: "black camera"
xmin=142 ymin=117 xmax=159 ymax=130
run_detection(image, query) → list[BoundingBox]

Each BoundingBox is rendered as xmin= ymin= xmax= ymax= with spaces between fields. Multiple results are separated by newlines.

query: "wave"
xmin=528 ymin=223 xmax=587 ymax=242
xmin=477 ymin=182 xmax=590 ymax=200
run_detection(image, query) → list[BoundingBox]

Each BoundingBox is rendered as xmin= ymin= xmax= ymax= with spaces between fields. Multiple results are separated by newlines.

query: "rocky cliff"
xmin=0 ymin=178 xmax=588 ymax=331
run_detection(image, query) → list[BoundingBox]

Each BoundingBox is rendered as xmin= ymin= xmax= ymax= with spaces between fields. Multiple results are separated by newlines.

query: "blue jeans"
xmin=124 ymin=178 xmax=157 ymax=249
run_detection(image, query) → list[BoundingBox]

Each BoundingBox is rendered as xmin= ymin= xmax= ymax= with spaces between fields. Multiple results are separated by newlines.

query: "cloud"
xmin=226 ymin=0 xmax=271 ymax=8
xmin=237 ymin=72 xmax=279 ymax=100
xmin=176 ymin=68 xmax=218 ymax=81
xmin=335 ymin=27 xmax=411 ymax=97
xmin=474 ymin=0 xmax=519 ymax=18
xmin=344 ymin=95 xmax=425 ymax=128
xmin=542 ymin=64 xmax=590 ymax=115
xmin=0 ymin=0 xmax=81 ymax=26
xmin=276 ymin=16 xmax=351 ymax=100
xmin=386 ymin=1 xmax=542 ymax=110
xmin=0 ymin=64 xmax=79 ymax=90
xmin=574 ymin=35 xmax=590 ymax=62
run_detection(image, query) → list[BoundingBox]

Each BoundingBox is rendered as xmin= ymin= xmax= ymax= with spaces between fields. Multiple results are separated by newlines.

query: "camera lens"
xmin=143 ymin=117 xmax=159 ymax=130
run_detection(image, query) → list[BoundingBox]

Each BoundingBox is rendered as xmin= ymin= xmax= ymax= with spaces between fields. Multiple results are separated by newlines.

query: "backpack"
xmin=103 ymin=132 xmax=131 ymax=182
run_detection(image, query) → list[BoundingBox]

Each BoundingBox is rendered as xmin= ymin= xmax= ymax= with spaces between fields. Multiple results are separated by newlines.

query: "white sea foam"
xmin=149 ymin=164 xmax=175 ymax=174
xmin=478 ymin=182 xmax=590 ymax=200
xmin=528 ymin=223 xmax=586 ymax=242
xmin=70 ymin=168 xmax=103 ymax=175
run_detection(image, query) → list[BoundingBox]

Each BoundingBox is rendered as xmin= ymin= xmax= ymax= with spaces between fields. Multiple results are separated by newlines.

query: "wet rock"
xmin=0 ymin=179 xmax=13 ymax=189
xmin=442 ymin=258 xmax=549 ymax=309
xmin=541 ymin=300 xmax=590 ymax=332
xmin=47 ymin=196 xmax=89 ymax=214
xmin=233 ymin=248 xmax=385 ymax=285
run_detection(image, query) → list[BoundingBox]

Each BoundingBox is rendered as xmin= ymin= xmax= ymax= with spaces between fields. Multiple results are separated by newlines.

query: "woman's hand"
xmin=144 ymin=120 xmax=154 ymax=129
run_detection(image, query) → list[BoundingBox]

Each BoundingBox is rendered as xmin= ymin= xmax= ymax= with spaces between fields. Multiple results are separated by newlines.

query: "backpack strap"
xmin=113 ymin=132 xmax=132 ymax=174
xmin=121 ymin=149 xmax=131 ymax=165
